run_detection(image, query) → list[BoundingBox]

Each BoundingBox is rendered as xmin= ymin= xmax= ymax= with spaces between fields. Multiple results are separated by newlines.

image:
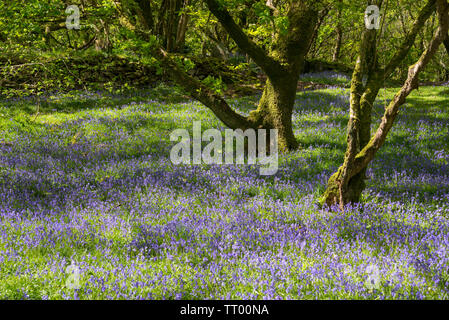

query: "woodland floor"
xmin=0 ymin=74 xmax=448 ymax=299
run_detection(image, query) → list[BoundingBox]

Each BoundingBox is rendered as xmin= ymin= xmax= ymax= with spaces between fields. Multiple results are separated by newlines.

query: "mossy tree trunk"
xmin=136 ymin=0 xmax=321 ymax=152
xmin=247 ymin=76 xmax=300 ymax=150
xmin=320 ymin=0 xmax=448 ymax=209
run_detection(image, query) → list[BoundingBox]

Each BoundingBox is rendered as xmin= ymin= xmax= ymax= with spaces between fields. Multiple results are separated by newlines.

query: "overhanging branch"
xmin=156 ymin=48 xmax=252 ymax=130
xmin=203 ymin=0 xmax=286 ymax=77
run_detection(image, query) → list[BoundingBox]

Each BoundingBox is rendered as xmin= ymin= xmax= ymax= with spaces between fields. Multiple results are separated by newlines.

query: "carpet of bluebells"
xmin=0 ymin=75 xmax=448 ymax=299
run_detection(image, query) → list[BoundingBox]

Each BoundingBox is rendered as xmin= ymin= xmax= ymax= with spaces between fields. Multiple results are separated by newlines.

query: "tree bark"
xmin=332 ymin=25 xmax=342 ymax=62
xmin=247 ymin=77 xmax=300 ymax=150
xmin=332 ymin=0 xmax=343 ymax=62
xmin=166 ymin=0 xmax=182 ymax=52
xmin=156 ymin=0 xmax=168 ymax=37
xmin=341 ymin=0 xmax=437 ymax=204
xmin=157 ymin=48 xmax=300 ymax=150
xmin=307 ymin=7 xmax=330 ymax=59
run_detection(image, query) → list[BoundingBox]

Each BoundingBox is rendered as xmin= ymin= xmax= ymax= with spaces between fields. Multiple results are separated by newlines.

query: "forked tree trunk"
xmin=320 ymin=0 xmax=448 ymax=208
xmin=157 ymin=50 xmax=302 ymax=151
xmin=149 ymin=0 xmax=320 ymax=152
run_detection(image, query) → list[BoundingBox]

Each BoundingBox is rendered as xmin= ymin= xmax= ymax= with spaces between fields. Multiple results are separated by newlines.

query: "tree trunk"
xmin=165 ymin=0 xmax=181 ymax=52
xmin=332 ymin=25 xmax=342 ymax=62
xmin=306 ymin=8 xmax=329 ymax=59
xmin=149 ymin=1 xmax=320 ymax=152
xmin=444 ymin=32 xmax=449 ymax=53
xmin=175 ymin=0 xmax=190 ymax=52
xmin=332 ymin=1 xmax=343 ymax=62
xmin=135 ymin=0 xmax=155 ymax=31
xmin=247 ymin=77 xmax=300 ymax=150
xmin=341 ymin=75 xmax=383 ymax=204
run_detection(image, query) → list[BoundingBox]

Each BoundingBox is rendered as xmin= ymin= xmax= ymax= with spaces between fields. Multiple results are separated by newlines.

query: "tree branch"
xmin=157 ymin=48 xmax=252 ymax=129
xmin=77 ymin=35 xmax=97 ymax=50
xmin=203 ymin=0 xmax=286 ymax=77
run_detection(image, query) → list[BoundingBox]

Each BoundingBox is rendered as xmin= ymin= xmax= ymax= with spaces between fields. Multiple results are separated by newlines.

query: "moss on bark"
xmin=247 ymin=77 xmax=299 ymax=151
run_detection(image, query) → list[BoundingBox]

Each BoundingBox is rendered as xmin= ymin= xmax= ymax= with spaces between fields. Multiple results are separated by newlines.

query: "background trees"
xmin=2 ymin=0 xmax=448 ymax=93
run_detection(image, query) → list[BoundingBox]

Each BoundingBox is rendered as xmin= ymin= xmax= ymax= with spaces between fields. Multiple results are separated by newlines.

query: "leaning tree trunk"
xmin=320 ymin=0 xmax=448 ymax=209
